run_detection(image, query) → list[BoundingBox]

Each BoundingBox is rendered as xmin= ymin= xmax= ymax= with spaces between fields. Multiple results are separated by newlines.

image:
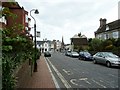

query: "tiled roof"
xmin=72 ymin=34 xmax=80 ymax=38
xmin=95 ymin=19 xmax=120 ymax=34
xmin=37 ymin=41 xmax=51 ymax=45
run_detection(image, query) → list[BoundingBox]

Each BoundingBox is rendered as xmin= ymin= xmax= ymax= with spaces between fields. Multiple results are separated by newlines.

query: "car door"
xmin=81 ymin=52 xmax=84 ymax=59
xmin=96 ymin=53 xmax=104 ymax=63
xmin=99 ymin=53 xmax=106 ymax=64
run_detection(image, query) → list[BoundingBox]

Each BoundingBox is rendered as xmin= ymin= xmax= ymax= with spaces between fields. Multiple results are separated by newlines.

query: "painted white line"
xmin=46 ymin=58 xmax=71 ymax=88
xmin=99 ymin=80 xmax=104 ymax=82
xmin=79 ymin=78 xmax=91 ymax=85
xmin=79 ymin=78 xmax=87 ymax=81
xmin=70 ymin=79 xmax=78 ymax=86
xmin=92 ymin=79 xmax=107 ymax=88
xmin=85 ymin=80 xmax=91 ymax=85
xmin=44 ymin=57 xmax=60 ymax=88
xmin=62 ymin=69 xmax=73 ymax=75
xmin=108 ymin=74 xmax=120 ymax=78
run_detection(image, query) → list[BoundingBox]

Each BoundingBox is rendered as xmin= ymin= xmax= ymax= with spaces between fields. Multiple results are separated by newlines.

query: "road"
xmin=45 ymin=51 xmax=120 ymax=89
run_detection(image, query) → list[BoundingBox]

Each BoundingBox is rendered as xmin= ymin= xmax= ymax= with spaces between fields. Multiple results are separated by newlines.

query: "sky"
xmin=16 ymin=0 xmax=119 ymax=44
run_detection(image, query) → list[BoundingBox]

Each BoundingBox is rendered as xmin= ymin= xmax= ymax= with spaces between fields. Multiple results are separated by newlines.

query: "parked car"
xmin=65 ymin=50 xmax=71 ymax=56
xmin=44 ymin=51 xmax=51 ymax=57
xmin=93 ymin=52 xmax=120 ymax=67
xmin=70 ymin=51 xmax=79 ymax=57
xmin=78 ymin=51 xmax=93 ymax=60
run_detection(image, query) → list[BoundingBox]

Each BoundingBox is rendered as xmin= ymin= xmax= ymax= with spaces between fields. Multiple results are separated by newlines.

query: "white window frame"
xmin=0 ymin=16 xmax=6 ymax=24
xmin=112 ymin=31 xmax=118 ymax=39
xmin=25 ymin=14 xmax=28 ymax=23
xmin=106 ymin=25 xmax=109 ymax=31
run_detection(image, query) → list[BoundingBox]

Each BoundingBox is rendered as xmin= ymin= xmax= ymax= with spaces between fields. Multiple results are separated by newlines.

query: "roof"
xmin=72 ymin=34 xmax=80 ymax=38
xmin=37 ymin=41 xmax=51 ymax=45
xmin=2 ymin=2 xmax=21 ymax=9
xmin=95 ymin=19 xmax=120 ymax=34
xmin=71 ymin=34 xmax=87 ymax=39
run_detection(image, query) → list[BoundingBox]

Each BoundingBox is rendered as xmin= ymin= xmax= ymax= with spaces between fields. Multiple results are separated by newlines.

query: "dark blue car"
xmin=78 ymin=51 xmax=93 ymax=60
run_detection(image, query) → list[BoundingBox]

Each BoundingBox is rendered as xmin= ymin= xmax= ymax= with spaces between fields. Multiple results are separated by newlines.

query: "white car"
xmin=70 ymin=51 xmax=79 ymax=57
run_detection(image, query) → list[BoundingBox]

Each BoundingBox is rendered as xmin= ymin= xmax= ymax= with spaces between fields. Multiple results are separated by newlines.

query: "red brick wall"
xmin=2 ymin=2 xmax=29 ymax=35
xmin=6 ymin=8 xmax=29 ymax=35
xmin=6 ymin=8 xmax=24 ymax=27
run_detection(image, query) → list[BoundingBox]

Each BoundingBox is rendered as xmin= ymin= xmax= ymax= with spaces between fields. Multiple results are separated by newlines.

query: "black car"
xmin=78 ymin=51 xmax=93 ymax=60
xmin=44 ymin=51 xmax=51 ymax=57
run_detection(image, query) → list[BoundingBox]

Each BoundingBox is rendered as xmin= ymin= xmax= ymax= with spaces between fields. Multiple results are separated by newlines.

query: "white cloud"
xmin=16 ymin=0 xmax=119 ymax=44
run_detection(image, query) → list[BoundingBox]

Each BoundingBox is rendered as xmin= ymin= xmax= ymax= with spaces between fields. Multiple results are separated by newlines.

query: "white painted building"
xmin=37 ymin=40 xmax=51 ymax=53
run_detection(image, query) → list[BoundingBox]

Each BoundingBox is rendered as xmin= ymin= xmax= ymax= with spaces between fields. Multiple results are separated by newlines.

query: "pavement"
xmin=16 ymin=54 xmax=56 ymax=89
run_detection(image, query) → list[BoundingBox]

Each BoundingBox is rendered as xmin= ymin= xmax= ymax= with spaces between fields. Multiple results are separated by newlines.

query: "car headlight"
xmin=85 ymin=56 xmax=88 ymax=58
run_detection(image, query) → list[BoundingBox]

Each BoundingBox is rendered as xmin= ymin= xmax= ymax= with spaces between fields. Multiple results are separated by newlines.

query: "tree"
xmin=2 ymin=5 xmax=38 ymax=89
xmin=114 ymin=38 xmax=120 ymax=47
xmin=90 ymin=38 xmax=103 ymax=51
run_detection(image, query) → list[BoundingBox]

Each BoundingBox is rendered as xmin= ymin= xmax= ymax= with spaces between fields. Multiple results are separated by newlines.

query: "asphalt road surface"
xmin=45 ymin=51 xmax=120 ymax=89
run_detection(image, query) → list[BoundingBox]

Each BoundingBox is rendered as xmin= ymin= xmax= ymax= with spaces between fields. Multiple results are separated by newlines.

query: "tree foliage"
xmin=2 ymin=5 xmax=40 ymax=89
xmin=88 ymin=38 xmax=120 ymax=56
xmin=89 ymin=38 xmax=103 ymax=51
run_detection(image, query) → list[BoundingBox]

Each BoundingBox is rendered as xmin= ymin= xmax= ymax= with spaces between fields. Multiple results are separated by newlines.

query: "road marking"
xmin=79 ymin=78 xmax=87 ymax=81
xmin=85 ymin=80 xmax=91 ymax=85
xmin=70 ymin=79 xmax=78 ymax=86
xmin=108 ymin=74 xmax=120 ymax=78
xmin=44 ymin=57 xmax=60 ymax=88
xmin=62 ymin=69 xmax=73 ymax=75
xmin=92 ymin=79 xmax=107 ymax=88
xmin=46 ymin=58 xmax=71 ymax=88
xmin=79 ymin=78 xmax=91 ymax=85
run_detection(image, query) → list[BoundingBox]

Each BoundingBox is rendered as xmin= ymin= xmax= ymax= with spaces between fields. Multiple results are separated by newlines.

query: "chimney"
xmin=100 ymin=18 xmax=107 ymax=27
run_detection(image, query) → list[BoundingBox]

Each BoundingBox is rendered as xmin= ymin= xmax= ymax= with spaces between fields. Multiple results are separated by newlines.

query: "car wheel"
xmin=79 ymin=57 xmax=81 ymax=60
xmin=93 ymin=59 xmax=97 ymax=64
xmin=83 ymin=58 xmax=86 ymax=60
xmin=106 ymin=61 xmax=111 ymax=67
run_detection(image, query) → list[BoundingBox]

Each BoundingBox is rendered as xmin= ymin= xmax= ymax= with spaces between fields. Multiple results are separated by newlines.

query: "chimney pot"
xmin=99 ymin=18 xmax=107 ymax=27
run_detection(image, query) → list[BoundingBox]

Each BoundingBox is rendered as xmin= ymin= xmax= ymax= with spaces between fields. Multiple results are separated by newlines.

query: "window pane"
xmin=113 ymin=32 xmax=118 ymax=38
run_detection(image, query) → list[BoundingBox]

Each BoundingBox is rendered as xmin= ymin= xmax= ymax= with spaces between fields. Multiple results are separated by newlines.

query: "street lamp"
xmin=30 ymin=9 xmax=39 ymax=72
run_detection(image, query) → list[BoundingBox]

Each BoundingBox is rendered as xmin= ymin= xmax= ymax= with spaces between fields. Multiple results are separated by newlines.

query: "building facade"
xmin=1 ymin=2 xmax=32 ymax=38
xmin=36 ymin=38 xmax=65 ymax=53
xmin=95 ymin=18 xmax=120 ymax=40
xmin=56 ymin=40 xmax=61 ymax=51
xmin=70 ymin=34 xmax=88 ymax=51
xmin=37 ymin=40 xmax=51 ymax=53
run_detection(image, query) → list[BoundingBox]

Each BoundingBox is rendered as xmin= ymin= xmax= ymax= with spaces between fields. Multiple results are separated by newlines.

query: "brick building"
xmin=70 ymin=34 xmax=88 ymax=51
xmin=1 ymin=2 xmax=32 ymax=38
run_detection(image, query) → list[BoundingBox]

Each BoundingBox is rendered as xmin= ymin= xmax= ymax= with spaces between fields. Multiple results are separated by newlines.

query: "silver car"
xmin=93 ymin=52 xmax=120 ymax=67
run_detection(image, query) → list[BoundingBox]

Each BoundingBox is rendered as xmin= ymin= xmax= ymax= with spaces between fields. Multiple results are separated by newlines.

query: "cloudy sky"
xmin=16 ymin=0 xmax=119 ymax=44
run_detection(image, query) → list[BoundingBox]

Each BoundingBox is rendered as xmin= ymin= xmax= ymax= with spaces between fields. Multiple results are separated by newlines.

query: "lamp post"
xmin=30 ymin=9 xmax=39 ymax=72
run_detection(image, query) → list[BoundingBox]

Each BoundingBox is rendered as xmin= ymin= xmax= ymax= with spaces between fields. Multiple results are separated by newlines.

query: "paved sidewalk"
xmin=17 ymin=54 xmax=56 ymax=89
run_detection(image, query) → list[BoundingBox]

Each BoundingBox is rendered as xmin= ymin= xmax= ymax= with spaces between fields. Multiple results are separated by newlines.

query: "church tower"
xmin=61 ymin=36 xmax=64 ymax=50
